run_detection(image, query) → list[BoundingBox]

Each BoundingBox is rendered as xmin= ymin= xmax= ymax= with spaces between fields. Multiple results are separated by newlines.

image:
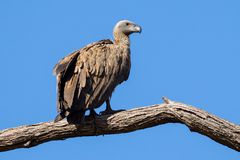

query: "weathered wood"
xmin=0 ymin=97 xmax=239 ymax=152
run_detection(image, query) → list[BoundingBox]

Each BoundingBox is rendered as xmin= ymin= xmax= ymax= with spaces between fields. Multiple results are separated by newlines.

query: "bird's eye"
xmin=126 ymin=23 xmax=129 ymax=26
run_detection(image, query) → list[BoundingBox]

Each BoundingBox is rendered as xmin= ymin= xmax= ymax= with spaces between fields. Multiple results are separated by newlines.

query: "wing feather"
xmin=98 ymin=53 xmax=121 ymax=101
xmin=64 ymin=72 xmax=80 ymax=107
xmin=55 ymin=51 xmax=80 ymax=112
xmin=80 ymin=69 xmax=87 ymax=88
xmin=53 ymin=51 xmax=80 ymax=75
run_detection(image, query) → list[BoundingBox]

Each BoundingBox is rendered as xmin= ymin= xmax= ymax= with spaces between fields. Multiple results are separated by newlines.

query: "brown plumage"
xmin=53 ymin=20 xmax=141 ymax=123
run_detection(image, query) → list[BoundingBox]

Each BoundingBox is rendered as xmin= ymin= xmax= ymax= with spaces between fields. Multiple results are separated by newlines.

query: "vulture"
xmin=53 ymin=20 xmax=141 ymax=123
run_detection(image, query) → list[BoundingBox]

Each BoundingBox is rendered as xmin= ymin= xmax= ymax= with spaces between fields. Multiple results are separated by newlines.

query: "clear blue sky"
xmin=1 ymin=0 xmax=239 ymax=159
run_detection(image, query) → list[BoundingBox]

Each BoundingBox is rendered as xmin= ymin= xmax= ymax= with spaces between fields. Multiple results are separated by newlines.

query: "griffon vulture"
xmin=53 ymin=20 xmax=141 ymax=123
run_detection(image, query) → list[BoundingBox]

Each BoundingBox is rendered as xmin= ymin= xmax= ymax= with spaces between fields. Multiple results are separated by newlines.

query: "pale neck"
xmin=113 ymin=31 xmax=130 ymax=47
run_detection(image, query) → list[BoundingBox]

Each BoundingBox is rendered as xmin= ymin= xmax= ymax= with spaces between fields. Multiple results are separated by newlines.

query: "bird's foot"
xmin=100 ymin=108 xmax=125 ymax=115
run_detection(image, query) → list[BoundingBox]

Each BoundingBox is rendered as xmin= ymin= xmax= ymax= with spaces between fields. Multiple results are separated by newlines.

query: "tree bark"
xmin=0 ymin=97 xmax=239 ymax=152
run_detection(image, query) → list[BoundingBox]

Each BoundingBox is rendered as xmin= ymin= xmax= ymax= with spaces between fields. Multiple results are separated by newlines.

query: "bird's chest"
xmin=120 ymin=49 xmax=131 ymax=75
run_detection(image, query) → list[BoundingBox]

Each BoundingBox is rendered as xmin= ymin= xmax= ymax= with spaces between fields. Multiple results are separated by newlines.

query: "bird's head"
xmin=113 ymin=20 xmax=142 ymax=36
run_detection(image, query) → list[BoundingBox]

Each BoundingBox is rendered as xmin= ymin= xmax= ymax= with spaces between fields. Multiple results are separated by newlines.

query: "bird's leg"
xmin=100 ymin=98 xmax=125 ymax=115
xmin=89 ymin=109 xmax=99 ymax=118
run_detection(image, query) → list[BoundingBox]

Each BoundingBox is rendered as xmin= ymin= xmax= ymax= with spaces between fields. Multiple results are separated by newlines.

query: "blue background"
xmin=1 ymin=0 xmax=239 ymax=159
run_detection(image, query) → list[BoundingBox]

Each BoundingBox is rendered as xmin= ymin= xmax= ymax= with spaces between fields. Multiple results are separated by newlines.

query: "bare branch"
xmin=0 ymin=98 xmax=239 ymax=152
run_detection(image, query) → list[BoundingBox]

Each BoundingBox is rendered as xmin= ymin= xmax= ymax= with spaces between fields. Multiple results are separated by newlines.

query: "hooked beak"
xmin=133 ymin=24 xmax=142 ymax=33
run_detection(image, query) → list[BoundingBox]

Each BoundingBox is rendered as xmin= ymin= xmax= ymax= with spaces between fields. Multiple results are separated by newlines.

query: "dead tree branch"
xmin=0 ymin=97 xmax=239 ymax=152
